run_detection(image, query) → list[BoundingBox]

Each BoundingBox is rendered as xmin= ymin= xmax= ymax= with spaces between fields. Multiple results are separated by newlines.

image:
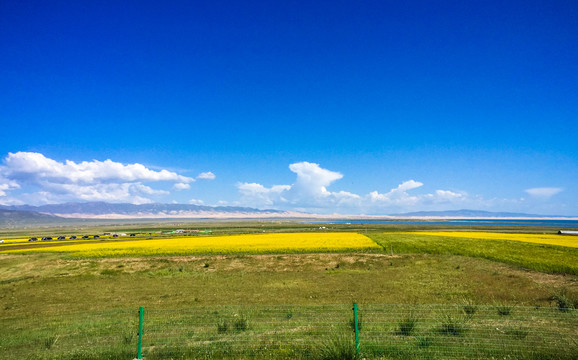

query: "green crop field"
xmin=370 ymin=231 xmax=578 ymax=275
xmin=0 ymin=223 xmax=576 ymax=359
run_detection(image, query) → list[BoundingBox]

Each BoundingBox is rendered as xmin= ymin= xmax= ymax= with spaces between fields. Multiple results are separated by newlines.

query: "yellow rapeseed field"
xmin=0 ymin=237 xmax=31 ymax=244
xmin=411 ymin=231 xmax=578 ymax=248
xmin=0 ymin=236 xmax=105 ymax=247
xmin=4 ymin=232 xmax=380 ymax=257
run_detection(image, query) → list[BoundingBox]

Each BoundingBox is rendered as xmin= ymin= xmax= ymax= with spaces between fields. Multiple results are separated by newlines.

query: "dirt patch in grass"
xmin=72 ymin=253 xmax=398 ymax=274
xmin=522 ymin=269 xmax=578 ymax=287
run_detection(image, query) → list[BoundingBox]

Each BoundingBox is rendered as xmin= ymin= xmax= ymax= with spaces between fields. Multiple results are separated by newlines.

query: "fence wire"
xmin=0 ymin=304 xmax=576 ymax=359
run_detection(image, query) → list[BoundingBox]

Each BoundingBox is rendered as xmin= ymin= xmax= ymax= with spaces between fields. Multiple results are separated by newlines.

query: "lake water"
xmin=303 ymin=219 xmax=578 ymax=227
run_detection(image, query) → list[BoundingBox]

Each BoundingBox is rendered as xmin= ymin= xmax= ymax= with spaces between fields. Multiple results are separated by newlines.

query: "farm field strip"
xmin=0 ymin=236 xmax=132 ymax=249
xmin=0 ymin=236 xmax=35 ymax=243
xmin=1 ymin=232 xmax=381 ymax=257
xmin=411 ymin=231 xmax=578 ymax=248
xmin=367 ymin=232 xmax=578 ymax=275
xmin=0 ymin=235 xmax=126 ymax=245
xmin=0 ymin=238 xmax=105 ymax=248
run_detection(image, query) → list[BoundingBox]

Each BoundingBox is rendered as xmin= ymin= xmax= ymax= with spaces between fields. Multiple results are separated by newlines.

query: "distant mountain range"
xmin=0 ymin=209 xmax=60 ymax=226
xmin=1 ymin=202 xmax=284 ymax=216
xmin=0 ymin=202 xmax=294 ymax=227
xmin=391 ymin=209 xmax=563 ymax=218
xmin=0 ymin=203 xmax=573 ymax=227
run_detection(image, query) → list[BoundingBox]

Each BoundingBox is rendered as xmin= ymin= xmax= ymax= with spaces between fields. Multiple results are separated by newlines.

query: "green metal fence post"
xmin=137 ymin=306 xmax=144 ymax=359
xmin=353 ymin=303 xmax=360 ymax=355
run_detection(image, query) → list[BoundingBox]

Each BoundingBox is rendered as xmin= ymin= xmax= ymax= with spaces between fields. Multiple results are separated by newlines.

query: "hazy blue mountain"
xmin=391 ymin=209 xmax=557 ymax=218
xmin=0 ymin=202 xmax=283 ymax=216
xmin=0 ymin=209 xmax=61 ymax=227
xmin=0 ymin=204 xmax=566 ymax=223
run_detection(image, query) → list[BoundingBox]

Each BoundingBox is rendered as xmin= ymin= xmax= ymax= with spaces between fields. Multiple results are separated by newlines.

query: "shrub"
xmin=505 ymin=326 xmax=528 ymax=339
xmin=416 ymin=336 xmax=432 ymax=348
xmin=397 ymin=316 xmax=418 ymax=336
xmin=461 ymin=299 xmax=477 ymax=316
xmin=439 ymin=314 xmax=467 ymax=336
xmin=43 ymin=335 xmax=58 ymax=349
xmin=462 ymin=304 xmax=477 ymax=316
xmin=349 ymin=313 xmax=362 ymax=331
xmin=234 ymin=315 xmax=248 ymax=332
xmin=315 ymin=333 xmax=359 ymax=360
xmin=122 ymin=331 xmax=134 ymax=344
xmin=217 ymin=319 xmax=229 ymax=334
xmin=496 ymin=305 xmax=512 ymax=316
xmin=552 ymin=289 xmax=577 ymax=312
xmin=99 ymin=269 xmax=121 ymax=276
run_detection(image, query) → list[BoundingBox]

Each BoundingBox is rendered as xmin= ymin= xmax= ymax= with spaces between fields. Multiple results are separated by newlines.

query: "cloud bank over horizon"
xmin=0 ymin=152 xmax=569 ymax=215
xmin=237 ymin=161 xmax=476 ymax=214
xmin=235 ymin=162 xmax=569 ymax=215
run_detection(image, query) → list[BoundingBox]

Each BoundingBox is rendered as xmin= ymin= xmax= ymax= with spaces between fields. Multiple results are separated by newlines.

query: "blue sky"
xmin=1 ymin=0 xmax=577 ymax=215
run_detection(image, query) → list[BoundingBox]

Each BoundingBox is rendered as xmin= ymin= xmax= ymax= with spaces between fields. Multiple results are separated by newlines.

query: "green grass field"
xmin=0 ymin=223 xmax=576 ymax=359
xmin=370 ymin=232 xmax=578 ymax=275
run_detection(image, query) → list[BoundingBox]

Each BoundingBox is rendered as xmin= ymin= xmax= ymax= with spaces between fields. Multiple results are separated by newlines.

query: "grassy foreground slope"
xmin=1 ymin=250 xmax=577 ymax=360
xmin=0 ymin=226 xmax=577 ymax=360
xmin=1 ymin=229 xmax=577 ymax=312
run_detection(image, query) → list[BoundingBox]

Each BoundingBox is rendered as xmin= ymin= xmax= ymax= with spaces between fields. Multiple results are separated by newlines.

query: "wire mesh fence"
xmin=358 ymin=304 xmax=577 ymax=359
xmin=0 ymin=304 xmax=576 ymax=359
xmin=0 ymin=308 xmax=136 ymax=359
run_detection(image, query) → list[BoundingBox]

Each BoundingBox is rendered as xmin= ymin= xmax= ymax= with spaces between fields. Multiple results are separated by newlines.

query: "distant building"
xmin=558 ymin=230 xmax=578 ymax=235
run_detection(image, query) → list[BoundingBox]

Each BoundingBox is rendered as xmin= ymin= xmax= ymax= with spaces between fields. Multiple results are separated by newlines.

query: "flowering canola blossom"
xmin=0 ymin=237 xmax=107 ymax=247
xmin=411 ymin=232 xmax=578 ymax=248
xmin=0 ymin=237 xmax=30 ymax=244
xmin=4 ymin=232 xmax=380 ymax=257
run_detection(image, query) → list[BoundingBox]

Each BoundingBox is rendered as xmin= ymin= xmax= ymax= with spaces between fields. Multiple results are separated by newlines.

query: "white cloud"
xmin=3 ymin=152 xmax=195 ymax=184
xmin=368 ymin=180 xmax=424 ymax=204
xmin=434 ymin=189 xmax=462 ymax=198
xmin=173 ymin=183 xmax=191 ymax=191
xmin=189 ymin=199 xmax=205 ymax=205
xmin=433 ymin=189 xmax=465 ymax=201
xmin=238 ymin=182 xmax=291 ymax=207
xmin=236 ymin=163 xmax=476 ymax=213
xmin=368 ymin=181 xmax=471 ymax=212
xmin=525 ymin=187 xmax=563 ymax=199
xmin=0 ymin=179 xmax=20 ymax=196
xmin=288 ymin=161 xmax=348 ymax=204
xmin=289 ymin=162 xmax=343 ymax=190
xmin=0 ymin=152 xmax=202 ymax=205
xmin=0 ymin=197 xmax=24 ymax=206
xmin=197 ymin=171 xmax=216 ymax=180
xmin=237 ymin=162 xmax=359 ymax=211
xmin=0 ymin=178 xmax=24 ymax=206
xmin=235 ymin=160 xmax=481 ymax=213
xmin=36 ymin=182 xmax=167 ymax=204
xmin=397 ymin=180 xmax=424 ymax=191
xmin=131 ymin=183 xmax=169 ymax=195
